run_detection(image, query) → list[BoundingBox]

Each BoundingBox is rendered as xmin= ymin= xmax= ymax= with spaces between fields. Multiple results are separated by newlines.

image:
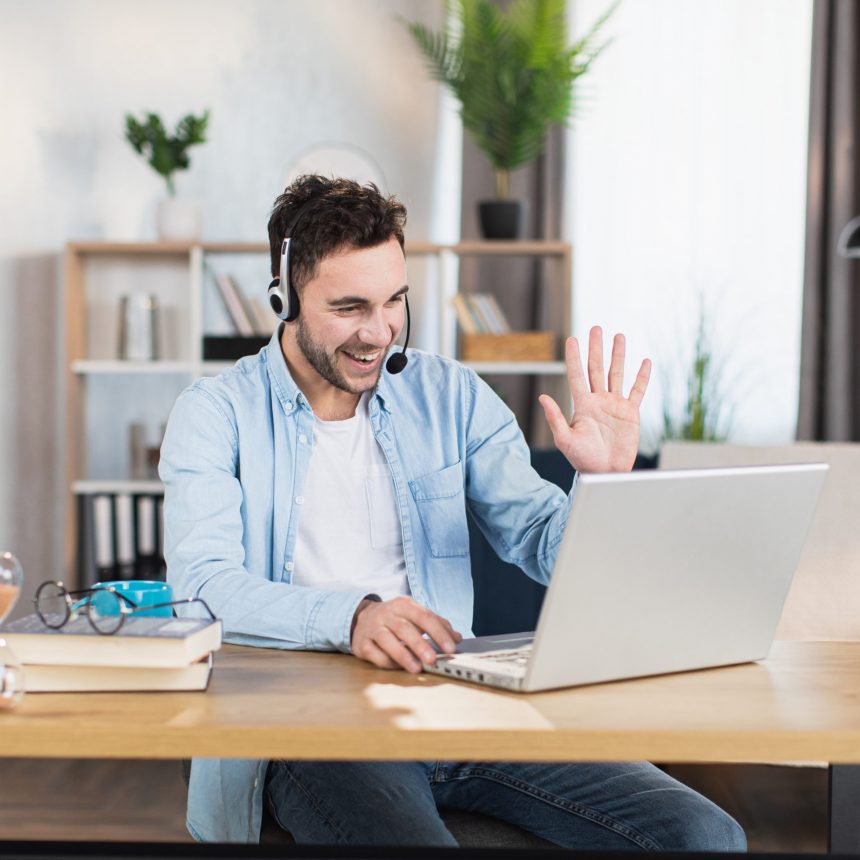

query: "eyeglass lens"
xmin=34 ymin=581 xmax=70 ymax=628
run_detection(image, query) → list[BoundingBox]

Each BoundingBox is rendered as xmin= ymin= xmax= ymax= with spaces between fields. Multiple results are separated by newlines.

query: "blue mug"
xmin=90 ymin=580 xmax=174 ymax=617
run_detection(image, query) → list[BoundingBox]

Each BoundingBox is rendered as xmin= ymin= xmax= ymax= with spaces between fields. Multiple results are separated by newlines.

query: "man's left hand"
xmin=539 ymin=326 xmax=651 ymax=474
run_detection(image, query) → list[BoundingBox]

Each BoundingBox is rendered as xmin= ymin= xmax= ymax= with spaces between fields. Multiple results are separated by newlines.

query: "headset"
xmin=267 ymin=199 xmax=410 ymax=374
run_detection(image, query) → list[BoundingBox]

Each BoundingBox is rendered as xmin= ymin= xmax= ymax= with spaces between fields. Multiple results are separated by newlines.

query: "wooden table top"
xmin=2 ymin=640 xmax=859 ymax=763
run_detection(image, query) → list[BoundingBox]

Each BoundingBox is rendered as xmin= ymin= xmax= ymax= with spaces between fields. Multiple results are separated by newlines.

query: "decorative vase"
xmin=478 ymin=200 xmax=528 ymax=240
xmin=156 ymin=197 xmax=202 ymax=241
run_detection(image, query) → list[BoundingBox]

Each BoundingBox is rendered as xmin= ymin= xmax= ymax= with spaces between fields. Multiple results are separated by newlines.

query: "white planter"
xmin=156 ymin=197 xmax=202 ymax=241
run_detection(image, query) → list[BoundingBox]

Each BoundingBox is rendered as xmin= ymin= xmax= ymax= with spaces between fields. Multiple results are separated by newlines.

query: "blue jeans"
xmin=265 ymin=760 xmax=747 ymax=850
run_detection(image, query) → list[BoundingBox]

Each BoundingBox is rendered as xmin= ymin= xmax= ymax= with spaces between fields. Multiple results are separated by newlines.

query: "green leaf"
xmin=400 ymin=0 xmax=615 ymax=180
xmin=123 ymin=109 xmax=210 ymax=187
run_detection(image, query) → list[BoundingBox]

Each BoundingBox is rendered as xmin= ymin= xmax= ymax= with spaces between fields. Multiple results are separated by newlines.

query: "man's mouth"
xmin=341 ymin=349 xmax=383 ymax=369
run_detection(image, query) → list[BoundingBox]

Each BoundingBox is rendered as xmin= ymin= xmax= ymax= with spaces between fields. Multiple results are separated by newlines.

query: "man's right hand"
xmin=350 ymin=596 xmax=462 ymax=674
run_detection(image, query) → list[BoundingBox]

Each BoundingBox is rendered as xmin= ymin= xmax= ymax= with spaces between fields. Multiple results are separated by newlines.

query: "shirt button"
xmin=285 ymin=400 xmax=293 ymax=412
xmin=284 ymin=562 xmax=294 ymax=572
xmin=299 ymin=434 xmax=308 ymax=444
xmin=295 ymin=496 xmax=304 ymax=505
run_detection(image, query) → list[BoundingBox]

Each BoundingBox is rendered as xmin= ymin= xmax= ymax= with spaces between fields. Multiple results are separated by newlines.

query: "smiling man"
xmin=160 ymin=175 xmax=745 ymax=850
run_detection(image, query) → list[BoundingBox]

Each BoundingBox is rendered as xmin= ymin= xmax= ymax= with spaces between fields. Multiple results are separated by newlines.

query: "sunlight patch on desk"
xmin=364 ymin=682 xmax=554 ymax=729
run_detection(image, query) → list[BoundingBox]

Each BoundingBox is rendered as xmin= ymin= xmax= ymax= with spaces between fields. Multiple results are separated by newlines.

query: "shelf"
xmin=465 ymin=361 xmax=567 ymax=375
xmin=72 ymin=360 xmax=193 ymax=375
xmin=72 ymin=479 xmax=164 ymax=495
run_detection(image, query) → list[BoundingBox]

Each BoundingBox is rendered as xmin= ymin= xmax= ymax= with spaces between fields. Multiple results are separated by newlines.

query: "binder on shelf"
xmin=115 ymin=493 xmax=135 ymax=580
xmin=134 ymin=495 xmax=161 ymax=581
xmin=92 ymin=495 xmax=115 ymax=582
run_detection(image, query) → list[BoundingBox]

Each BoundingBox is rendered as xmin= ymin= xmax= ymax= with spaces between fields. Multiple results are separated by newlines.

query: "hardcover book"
xmin=21 ymin=653 xmax=214 ymax=692
xmin=1 ymin=613 xmax=222 ymax=668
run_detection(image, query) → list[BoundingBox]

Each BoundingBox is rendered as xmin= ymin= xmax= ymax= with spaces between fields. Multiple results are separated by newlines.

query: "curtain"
xmin=797 ymin=0 xmax=860 ymax=440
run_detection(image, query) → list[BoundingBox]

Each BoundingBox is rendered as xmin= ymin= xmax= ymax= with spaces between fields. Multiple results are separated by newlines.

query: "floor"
xmin=0 ymin=759 xmax=828 ymax=851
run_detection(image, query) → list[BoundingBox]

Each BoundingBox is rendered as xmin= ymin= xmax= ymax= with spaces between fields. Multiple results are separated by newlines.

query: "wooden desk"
xmin=1 ymin=640 xmax=859 ymax=762
xmin=2 ymin=640 xmax=859 ymax=850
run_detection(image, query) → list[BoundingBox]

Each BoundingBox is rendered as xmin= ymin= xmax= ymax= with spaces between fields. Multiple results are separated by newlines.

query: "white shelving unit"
xmin=63 ymin=239 xmax=572 ymax=582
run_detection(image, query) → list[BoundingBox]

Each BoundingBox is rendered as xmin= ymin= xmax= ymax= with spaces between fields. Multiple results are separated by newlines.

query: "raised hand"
xmin=539 ymin=326 xmax=651 ymax=474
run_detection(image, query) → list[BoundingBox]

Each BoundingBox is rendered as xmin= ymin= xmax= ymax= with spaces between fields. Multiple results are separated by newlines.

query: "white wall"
xmin=566 ymin=0 xmax=813 ymax=451
xmin=0 ymin=0 xmax=453 ymax=591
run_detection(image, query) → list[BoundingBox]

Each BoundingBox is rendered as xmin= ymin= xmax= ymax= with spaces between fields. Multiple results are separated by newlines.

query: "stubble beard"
xmin=295 ymin=317 xmax=388 ymax=395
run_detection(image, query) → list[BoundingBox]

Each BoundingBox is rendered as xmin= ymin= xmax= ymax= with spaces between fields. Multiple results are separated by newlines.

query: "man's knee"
xmin=661 ymin=797 xmax=747 ymax=852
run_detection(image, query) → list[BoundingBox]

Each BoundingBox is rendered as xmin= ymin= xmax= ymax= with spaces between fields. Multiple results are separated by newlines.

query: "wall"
xmin=566 ymin=0 xmax=813 ymax=450
xmin=0 ymin=0 xmax=452 ymax=596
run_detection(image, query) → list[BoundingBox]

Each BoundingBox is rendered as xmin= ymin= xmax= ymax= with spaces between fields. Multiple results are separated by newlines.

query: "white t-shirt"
xmin=291 ymin=394 xmax=409 ymax=600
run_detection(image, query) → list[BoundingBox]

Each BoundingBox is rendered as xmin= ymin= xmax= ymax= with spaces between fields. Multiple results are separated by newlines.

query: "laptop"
xmin=423 ymin=464 xmax=828 ymax=692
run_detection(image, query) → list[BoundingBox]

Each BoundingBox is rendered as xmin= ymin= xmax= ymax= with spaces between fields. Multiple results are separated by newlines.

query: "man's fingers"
xmin=607 ymin=333 xmax=625 ymax=394
xmin=356 ymin=638 xmax=398 ymax=670
xmin=587 ymin=326 xmax=606 ymax=393
xmin=376 ymin=627 xmax=425 ymax=674
xmin=390 ymin=616 xmax=440 ymax=665
xmin=628 ymin=358 xmax=652 ymax=407
xmin=564 ymin=337 xmax=588 ymax=398
xmin=539 ymin=394 xmax=570 ymax=441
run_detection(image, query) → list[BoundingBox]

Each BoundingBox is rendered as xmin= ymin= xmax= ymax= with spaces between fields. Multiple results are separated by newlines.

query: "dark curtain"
xmin=797 ymin=0 xmax=860 ymax=440
xmin=459 ymin=126 xmax=567 ymax=446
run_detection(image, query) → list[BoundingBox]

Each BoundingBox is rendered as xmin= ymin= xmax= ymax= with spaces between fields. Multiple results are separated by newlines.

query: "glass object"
xmin=0 ymin=552 xmax=23 ymax=623
xmin=118 ymin=292 xmax=160 ymax=361
xmin=0 ymin=638 xmax=25 ymax=708
xmin=0 ymin=553 xmax=25 ymax=709
xmin=34 ymin=580 xmax=215 ymax=636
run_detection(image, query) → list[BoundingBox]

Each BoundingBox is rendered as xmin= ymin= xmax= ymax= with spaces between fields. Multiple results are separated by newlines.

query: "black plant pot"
xmin=478 ymin=199 xmax=528 ymax=240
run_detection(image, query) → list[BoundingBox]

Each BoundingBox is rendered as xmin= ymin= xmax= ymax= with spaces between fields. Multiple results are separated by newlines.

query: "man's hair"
xmin=267 ymin=174 xmax=407 ymax=289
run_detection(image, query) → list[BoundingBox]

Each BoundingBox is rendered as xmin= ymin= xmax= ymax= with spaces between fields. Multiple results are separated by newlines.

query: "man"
xmin=160 ymin=174 xmax=746 ymax=849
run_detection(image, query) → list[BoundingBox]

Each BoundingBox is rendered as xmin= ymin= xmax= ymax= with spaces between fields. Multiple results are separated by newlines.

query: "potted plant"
xmin=404 ymin=0 xmax=614 ymax=239
xmin=125 ymin=110 xmax=210 ymax=240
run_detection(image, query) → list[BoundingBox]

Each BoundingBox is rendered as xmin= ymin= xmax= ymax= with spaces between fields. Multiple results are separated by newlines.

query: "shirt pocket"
xmin=365 ymin=464 xmax=403 ymax=549
xmin=409 ymin=461 xmax=469 ymax=558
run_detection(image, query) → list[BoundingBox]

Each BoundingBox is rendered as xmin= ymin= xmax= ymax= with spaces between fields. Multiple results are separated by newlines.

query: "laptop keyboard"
xmin=478 ymin=646 xmax=532 ymax=665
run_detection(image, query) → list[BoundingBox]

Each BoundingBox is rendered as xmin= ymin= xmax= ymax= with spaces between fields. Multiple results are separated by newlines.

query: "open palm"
xmin=539 ymin=327 xmax=651 ymax=474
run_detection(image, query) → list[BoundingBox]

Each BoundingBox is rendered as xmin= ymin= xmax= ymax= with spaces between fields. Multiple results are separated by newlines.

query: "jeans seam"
xmin=443 ymin=766 xmax=664 ymax=851
xmin=267 ymin=762 xmax=354 ymax=844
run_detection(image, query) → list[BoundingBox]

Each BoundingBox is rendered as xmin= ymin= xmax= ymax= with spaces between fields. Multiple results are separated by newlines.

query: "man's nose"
xmin=358 ymin=311 xmax=392 ymax=345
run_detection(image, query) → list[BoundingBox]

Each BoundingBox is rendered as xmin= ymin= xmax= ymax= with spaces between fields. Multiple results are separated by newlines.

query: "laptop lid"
xmin=523 ymin=463 xmax=828 ymax=692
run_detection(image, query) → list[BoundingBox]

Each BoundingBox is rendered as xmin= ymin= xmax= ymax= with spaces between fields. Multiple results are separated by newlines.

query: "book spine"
xmin=115 ymin=493 xmax=135 ymax=580
xmin=483 ymin=294 xmax=511 ymax=333
xmin=466 ymin=295 xmax=492 ymax=333
xmin=472 ymin=293 xmax=503 ymax=334
xmin=451 ymin=293 xmax=479 ymax=334
xmin=214 ymin=273 xmax=255 ymax=336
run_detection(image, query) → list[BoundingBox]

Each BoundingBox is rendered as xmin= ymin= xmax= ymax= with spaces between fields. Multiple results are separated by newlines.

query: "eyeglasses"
xmin=33 ymin=580 xmax=216 ymax=636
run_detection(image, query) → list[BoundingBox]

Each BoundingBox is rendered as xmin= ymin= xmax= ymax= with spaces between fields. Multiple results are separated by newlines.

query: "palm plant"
xmin=404 ymin=0 xmax=615 ymax=199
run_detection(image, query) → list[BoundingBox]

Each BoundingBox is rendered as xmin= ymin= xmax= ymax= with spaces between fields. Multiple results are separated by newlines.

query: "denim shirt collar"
xmin=264 ymin=325 xmax=393 ymax=417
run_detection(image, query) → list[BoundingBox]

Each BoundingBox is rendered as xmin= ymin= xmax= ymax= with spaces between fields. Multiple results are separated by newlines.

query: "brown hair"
xmin=267 ymin=174 xmax=407 ymax=289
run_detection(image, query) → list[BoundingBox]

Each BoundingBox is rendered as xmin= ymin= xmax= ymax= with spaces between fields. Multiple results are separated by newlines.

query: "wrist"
xmin=350 ymin=594 xmax=382 ymax=647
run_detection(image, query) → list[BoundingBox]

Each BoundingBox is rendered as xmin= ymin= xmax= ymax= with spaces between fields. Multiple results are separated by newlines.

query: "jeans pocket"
xmin=409 ymin=461 xmax=469 ymax=558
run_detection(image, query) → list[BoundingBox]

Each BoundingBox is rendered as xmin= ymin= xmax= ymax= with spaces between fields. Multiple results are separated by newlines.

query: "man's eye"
xmin=338 ymin=307 xmax=359 ymax=314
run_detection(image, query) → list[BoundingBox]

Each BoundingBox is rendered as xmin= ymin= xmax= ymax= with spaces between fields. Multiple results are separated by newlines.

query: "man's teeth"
xmin=345 ymin=351 xmax=380 ymax=363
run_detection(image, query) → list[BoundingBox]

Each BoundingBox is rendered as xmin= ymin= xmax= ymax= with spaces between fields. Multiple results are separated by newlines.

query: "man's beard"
xmin=296 ymin=318 xmax=389 ymax=395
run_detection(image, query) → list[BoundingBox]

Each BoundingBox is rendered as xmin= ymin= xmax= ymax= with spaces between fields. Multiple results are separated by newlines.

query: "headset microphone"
xmin=385 ymin=295 xmax=410 ymax=374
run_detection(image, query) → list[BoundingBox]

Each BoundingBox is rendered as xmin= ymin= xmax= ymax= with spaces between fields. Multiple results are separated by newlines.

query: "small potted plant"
xmin=404 ymin=0 xmax=614 ymax=239
xmin=125 ymin=110 xmax=210 ymax=240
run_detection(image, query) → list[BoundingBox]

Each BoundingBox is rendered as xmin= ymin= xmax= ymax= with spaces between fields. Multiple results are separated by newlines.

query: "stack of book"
xmin=1 ymin=613 xmax=222 ymax=692
xmin=451 ymin=292 xmax=512 ymax=335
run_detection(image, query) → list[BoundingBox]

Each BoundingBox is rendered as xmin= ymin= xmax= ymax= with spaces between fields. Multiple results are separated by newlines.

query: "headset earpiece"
xmin=268 ymin=238 xmax=300 ymax=321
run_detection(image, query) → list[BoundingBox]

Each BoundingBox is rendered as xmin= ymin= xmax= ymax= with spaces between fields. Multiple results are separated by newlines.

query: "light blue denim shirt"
xmin=159 ymin=328 xmax=576 ymax=842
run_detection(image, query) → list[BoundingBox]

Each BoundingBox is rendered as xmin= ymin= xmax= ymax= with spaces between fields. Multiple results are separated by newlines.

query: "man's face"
xmin=292 ymin=237 xmax=408 ymax=396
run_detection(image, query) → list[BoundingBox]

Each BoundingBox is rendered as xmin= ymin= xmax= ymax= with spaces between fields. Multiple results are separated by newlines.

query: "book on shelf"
xmin=21 ymin=653 xmax=214 ymax=693
xmin=212 ymin=272 xmax=256 ymax=336
xmin=1 ymin=613 xmax=222 ymax=668
xmin=451 ymin=293 xmax=512 ymax=335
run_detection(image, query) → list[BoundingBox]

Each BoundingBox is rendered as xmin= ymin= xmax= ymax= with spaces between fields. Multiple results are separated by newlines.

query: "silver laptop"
xmin=423 ymin=464 xmax=828 ymax=692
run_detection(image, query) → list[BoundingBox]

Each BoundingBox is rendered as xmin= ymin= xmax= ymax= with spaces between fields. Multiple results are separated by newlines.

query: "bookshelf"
xmin=63 ymin=239 xmax=573 ymax=585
